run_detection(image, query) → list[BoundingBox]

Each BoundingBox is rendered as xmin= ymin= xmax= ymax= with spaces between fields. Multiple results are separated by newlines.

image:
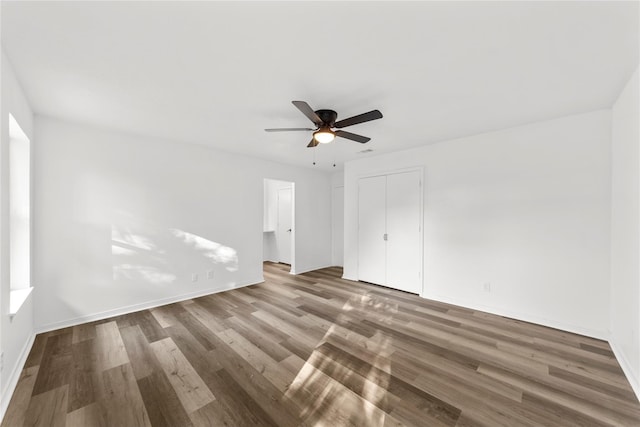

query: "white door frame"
xmin=263 ymin=178 xmax=295 ymax=274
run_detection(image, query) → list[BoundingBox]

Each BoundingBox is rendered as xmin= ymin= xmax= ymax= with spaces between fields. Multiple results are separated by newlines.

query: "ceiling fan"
xmin=265 ymin=101 xmax=383 ymax=147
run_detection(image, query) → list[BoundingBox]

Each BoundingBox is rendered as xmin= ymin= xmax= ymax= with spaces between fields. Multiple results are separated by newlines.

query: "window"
xmin=9 ymin=114 xmax=32 ymax=315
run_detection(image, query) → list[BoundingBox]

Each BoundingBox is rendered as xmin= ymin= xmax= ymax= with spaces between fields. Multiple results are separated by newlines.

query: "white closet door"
xmin=386 ymin=171 xmax=422 ymax=294
xmin=358 ymin=176 xmax=386 ymax=285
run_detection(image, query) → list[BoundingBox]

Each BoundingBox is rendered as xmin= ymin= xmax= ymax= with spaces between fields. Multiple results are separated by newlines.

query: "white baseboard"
xmin=0 ymin=332 xmax=35 ymax=423
xmin=421 ymin=292 xmax=608 ymax=340
xmin=36 ymin=278 xmax=263 ymax=334
xmin=290 ymin=263 xmax=334 ymax=275
xmin=609 ymin=340 xmax=640 ymax=403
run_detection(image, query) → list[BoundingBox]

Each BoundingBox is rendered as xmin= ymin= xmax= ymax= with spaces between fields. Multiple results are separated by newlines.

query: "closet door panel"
xmin=357 ymin=176 xmax=386 ymax=285
xmin=386 ymin=171 xmax=422 ymax=294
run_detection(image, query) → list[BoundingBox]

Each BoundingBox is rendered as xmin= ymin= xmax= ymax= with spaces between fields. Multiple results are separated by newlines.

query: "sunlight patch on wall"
xmin=113 ymin=263 xmax=177 ymax=284
xmin=110 ymin=220 xmax=239 ymax=286
xmin=112 ymin=226 xmax=159 ymax=252
xmin=111 ymin=244 xmax=137 ymax=256
xmin=171 ymin=229 xmax=238 ymax=271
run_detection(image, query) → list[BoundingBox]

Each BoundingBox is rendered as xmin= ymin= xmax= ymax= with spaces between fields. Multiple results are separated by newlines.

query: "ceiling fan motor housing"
xmin=315 ymin=109 xmax=338 ymax=127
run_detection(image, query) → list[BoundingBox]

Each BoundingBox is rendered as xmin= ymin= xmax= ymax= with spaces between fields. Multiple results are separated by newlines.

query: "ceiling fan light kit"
xmin=265 ymin=100 xmax=383 ymax=148
xmin=313 ymin=128 xmax=335 ymax=144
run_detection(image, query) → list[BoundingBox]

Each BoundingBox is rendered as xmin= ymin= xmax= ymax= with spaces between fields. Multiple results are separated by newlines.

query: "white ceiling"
xmin=2 ymin=1 xmax=638 ymax=171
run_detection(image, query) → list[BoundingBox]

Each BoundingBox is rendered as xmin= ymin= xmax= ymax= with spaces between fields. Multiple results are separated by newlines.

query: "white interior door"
xmin=332 ymin=186 xmax=344 ymax=267
xmin=386 ymin=171 xmax=422 ymax=294
xmin=277 ymin=187 xmax=292 ymax=264
xmin=358 ymin=176 xmax=386 ymax=285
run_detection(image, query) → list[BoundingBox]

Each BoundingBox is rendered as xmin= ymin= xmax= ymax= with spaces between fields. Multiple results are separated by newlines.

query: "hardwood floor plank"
xmin=478 ymin=363 xmax=640 ymax=425
xmin=286 ymin=359 xmax=402 ymax=427
xmin=174 ymin=310 xmax=220 ymax=351
xmin=297 ymin=302 xmax=378 ymax=339
xmin=212 ymin=368 xmax=280 ymax=426
xmin=182 ymin=300 xmax=229 ymax=333
xmin=280 ymin=336 xmax=315 ymax=361
xmin=408 ymin=373 xmax=542 ymax=427
xmin=150 ymin=337 xmax=215 ymax=413
xmin=1 ymin=366 xmax=39 ymax=427
xmin=212 ymin=358 xmax=299 ymax=427
xmin=31 ymin=333 xmax=73 ymax=396
xmin=94 ymin=321 xmax=129 ymax=372
xmin=130 ymin=310 xmax=169 ymax=343
xmin=251 ymin=309 xmax=324 ymax=349
xmin=227 ymin=308 xmax=291 ymax=343
xmin=325 ymin=334 xmax=419 ymax=382
xmin=71 ymin=322 xmax=97 ymax=344
xmin=4 ymin=264 xmax=640 ymax=426
xmin=66 ymin=402 xmax=107 ymax=427
xmin=24 ymin=334 xmax=48 ymax=369
xmin=305 ymin=344 xmax=401 ymax=413
xmin=214 ymin=328 xmax=294 ymax=392
xmin=119 ymin=325 xmax=158 ymax=380
xmin=164 ymin=322 xmax=225 ymax=376
xmin=360 ymin=319 xmax=481 ymax=371
xmin=67 ymin=339 xmax=97 ymax=412
xmin=389 ymin=397 xmax=456 ymax=427
xmin=224 ymin=315 xmax=291 ymax=362
xmin=24 ymin=385 xmax=68 ymax=427
xmin=189 ymin=400 xmax=242 ymax=427
xmin=137 ymin=371 xmax=194 ymax=427
xmin=520 ymin=392 xmax=611 ymax=427
xmin=391 ymin=348 xmax=523 ymax=403
xmin=100 ymin=363 xmax=152 ymax=427
xmin=548 ymin=365 xmax=639 ymax=403
xmin=149 ymin=305 xmax=178 ymax=329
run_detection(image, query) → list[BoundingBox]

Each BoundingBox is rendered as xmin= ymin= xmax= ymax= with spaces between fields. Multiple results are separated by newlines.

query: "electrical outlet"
xmin=207 ymin=270 xmax=214 ymax=279
xmin=483 ymin=282 xmax=491 ymax=292
xmin=191 ymin=273 xmax=198 ymax=282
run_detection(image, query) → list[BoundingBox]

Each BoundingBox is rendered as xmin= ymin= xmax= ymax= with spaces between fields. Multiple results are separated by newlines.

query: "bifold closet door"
xmin=386 ymin=171 xmax=422 ymax=294
xmin=357 ymin=175 xmax=386 ymax=285
xmin=358 ymin=170 xmax=422 ymax=294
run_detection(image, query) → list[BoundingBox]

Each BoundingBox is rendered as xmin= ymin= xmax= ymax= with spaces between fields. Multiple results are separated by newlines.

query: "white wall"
xmin=345 ymin=110 xmax=612 ymax=338
xmin=33 ymin=117 xmax=332 ymax=331
xmin=610 ymin=66 xmax=640 ymax=397
xmin=0 ymin=50 xmax=35 ymax=417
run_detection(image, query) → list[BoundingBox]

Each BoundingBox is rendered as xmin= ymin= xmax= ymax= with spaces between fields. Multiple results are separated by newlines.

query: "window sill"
xmin=9 ymin=287 xmax=33 ymax=318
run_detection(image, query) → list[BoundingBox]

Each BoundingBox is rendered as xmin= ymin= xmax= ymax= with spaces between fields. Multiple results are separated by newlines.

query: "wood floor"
xmin=3 ymin=263 xmax=640 ymax=426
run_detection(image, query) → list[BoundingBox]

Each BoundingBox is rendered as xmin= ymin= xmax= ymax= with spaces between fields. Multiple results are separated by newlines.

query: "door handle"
xmin=287 ymin=229 xmax=292 ymax=232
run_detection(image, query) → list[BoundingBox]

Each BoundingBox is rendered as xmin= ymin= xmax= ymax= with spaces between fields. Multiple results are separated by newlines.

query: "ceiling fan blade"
xmin=307 ymin=138 xmax=319 ymax=148
xmin=334 ymin=110 xmax=383 ymax=128
xmin=292 ymin=101 xmax=322 ymax=126
xmin=335 ymin=130 xmax=371 ymax=143
xmin=264 ymin=128 xmax=314 ymax=132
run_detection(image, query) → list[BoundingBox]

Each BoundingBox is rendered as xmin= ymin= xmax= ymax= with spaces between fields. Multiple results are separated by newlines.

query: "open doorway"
xmin=263 ymin=179 xmax=295 ymax=273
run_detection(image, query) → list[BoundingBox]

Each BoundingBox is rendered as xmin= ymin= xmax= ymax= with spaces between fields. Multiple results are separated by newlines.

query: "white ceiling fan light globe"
xmin=313 ymin=129 xmax=335 ymax=144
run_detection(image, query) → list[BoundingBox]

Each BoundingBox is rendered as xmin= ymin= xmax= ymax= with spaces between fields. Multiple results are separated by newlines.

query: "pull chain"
xmin=333 ymin=141 xmax=336 ymax=167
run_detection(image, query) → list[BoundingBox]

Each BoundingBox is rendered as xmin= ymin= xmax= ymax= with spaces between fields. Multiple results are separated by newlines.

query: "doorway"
xmin=263 ymin=179 xmax=295 ymax=273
